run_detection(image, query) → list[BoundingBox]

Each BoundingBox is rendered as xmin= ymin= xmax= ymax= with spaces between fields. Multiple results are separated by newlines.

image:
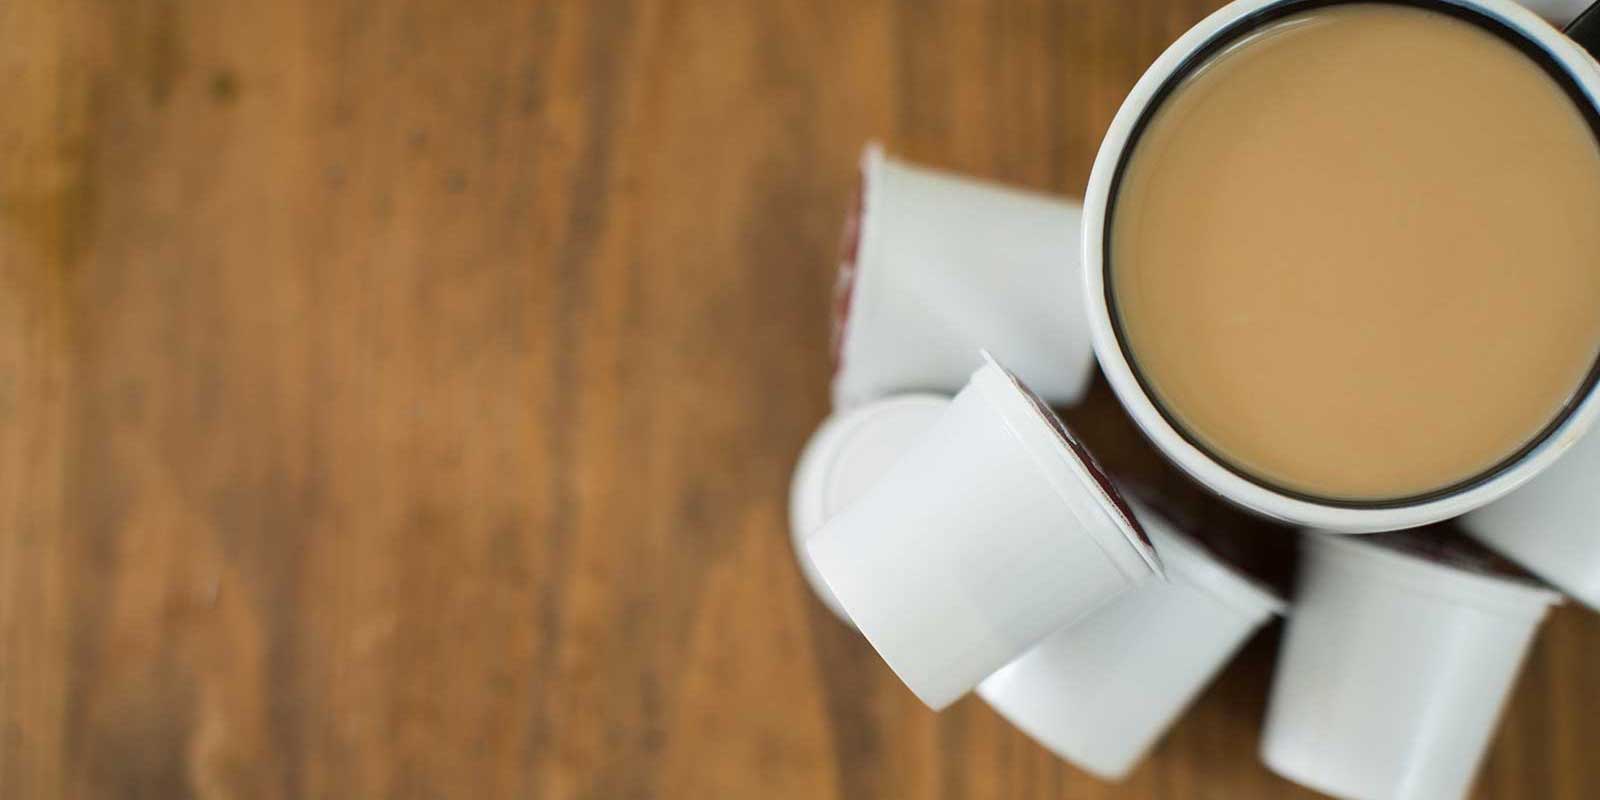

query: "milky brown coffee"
xmin=1110 ymin=3 xmax=1600 ymax=501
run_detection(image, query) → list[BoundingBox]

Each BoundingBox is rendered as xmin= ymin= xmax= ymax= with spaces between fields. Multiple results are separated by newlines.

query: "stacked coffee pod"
xmin=791 ymin=146 xmax=1595 ymax=799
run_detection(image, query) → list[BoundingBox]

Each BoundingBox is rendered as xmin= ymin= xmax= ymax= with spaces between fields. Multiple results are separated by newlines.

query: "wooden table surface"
xmin=5 ymin=1 xmax=1600 ymax=797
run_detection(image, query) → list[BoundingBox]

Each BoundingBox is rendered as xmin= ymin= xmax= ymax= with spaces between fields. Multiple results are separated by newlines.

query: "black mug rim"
xmin=1101 ymin=0 xmax=1600 ymax=510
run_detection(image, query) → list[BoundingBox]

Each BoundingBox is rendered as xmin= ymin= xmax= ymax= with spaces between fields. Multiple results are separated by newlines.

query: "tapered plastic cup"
xmin=831 ymin=145 xmax=1096 ymax=409
xmin=789 ymin=396 xmax=1277 ymax=774
xmin=807 ymin=354 xmax=1161 ymax=710
xmin=1515 ymin=0 xmax=1591 ymax=23
xmin=789 ymin=394 xmax=951 ymax=622
xmin=1261 ymin=532 xmax=1560 ymax=800
xmin=1462 ymin=427 xmax=1600 ymax=610
xmin=977 ymin=499 xmax=1284 ymax=780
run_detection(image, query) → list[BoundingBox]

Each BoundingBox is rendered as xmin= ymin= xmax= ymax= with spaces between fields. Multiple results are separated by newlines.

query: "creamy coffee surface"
xmin=1111 ymin=3 xmax=1600 ymax=500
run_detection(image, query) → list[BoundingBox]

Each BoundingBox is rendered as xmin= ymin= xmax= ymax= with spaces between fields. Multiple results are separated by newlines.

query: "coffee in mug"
xmin=1100 ymin=2 xmax=1600 ymax=507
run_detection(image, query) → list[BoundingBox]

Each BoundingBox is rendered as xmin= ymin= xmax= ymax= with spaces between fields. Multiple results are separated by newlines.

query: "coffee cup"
xmin=805 ymin=354 xmax=1161 ymax=710
xmin=1260 ymin=531 xmax=1560 ymax=800
xmin=1081 ymin=0 xmax=1600 ymax=532
xmin=831 ymin=145 xmax=1097 ymax=410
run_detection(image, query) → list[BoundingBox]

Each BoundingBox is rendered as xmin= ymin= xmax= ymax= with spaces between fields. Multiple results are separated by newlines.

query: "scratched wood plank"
xmin=2 ymin=1 xmax=1598 ymax=798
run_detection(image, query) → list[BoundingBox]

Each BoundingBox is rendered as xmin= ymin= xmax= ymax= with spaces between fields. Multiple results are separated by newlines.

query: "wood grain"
xmin=4 ymin=1 xmax=1598 ymax=797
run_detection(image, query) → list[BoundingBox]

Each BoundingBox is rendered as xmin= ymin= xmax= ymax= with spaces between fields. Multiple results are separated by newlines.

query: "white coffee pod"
xmin=790 ymin=395 xmax=1279 ymax=774
xmin=789 ymin=394 xmax=951 ymax=622
xmin=807 ymin=354 xmax=1162 ymax=710
xmin=1261 ymin=532 xmax=1560 ymax=800
xmin=1515 ymin=0 xmax=1591 ymax=24
xmin=831 ymin=144 xmax=1097 ymax=410
xmin=1462 ymin=426 xmax=1600 ymax=610
xmin=977 ymin=499 xmax=1284 ymax=780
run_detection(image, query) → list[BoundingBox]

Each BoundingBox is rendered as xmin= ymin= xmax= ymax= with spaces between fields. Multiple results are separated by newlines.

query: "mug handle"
xmin=1569 ymin=2 xmax=1600 ymax=57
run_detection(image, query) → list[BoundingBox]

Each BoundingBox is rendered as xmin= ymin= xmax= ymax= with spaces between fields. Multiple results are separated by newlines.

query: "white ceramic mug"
xmin=1081 ymin=0 xmax=1600 ymax=533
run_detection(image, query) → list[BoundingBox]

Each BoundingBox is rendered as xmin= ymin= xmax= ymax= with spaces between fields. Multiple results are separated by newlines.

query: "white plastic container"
xmin=807 ymin=355 xmax=1162 ymax=710
xmin=789 ymin=394 xmax=951 ymax=622
xmin=1515 ymin=0 xmax=1592 ymax=23
xmin=831 ymin=145 xmax=1097 ymax=410
xmin=1261 ymin=532 xmax=1560 ymax=800
xmin=1462 ymin=426 xmax=1600 ymax=611
xmin=790 ymin=396 xmax=1279 ymax=776
xmin=977 ymin=499 xmax=1285 ymax=780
